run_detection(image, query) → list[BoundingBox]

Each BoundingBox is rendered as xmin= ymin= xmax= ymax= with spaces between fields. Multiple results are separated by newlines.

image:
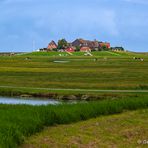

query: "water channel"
xmin=0 ymin=96 xmax=61 ymax=105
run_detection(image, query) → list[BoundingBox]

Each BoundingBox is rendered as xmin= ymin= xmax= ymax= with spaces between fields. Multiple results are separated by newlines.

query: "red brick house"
xmin=80 ymin=47 xmax=91 ymax=52
xmin=72 ymin=39 xmax=97 ymax=49
xmin=47 ymin=41 xmax=57 ymax=51
xmin=99 ymin=42 xmax=110 ymax=49
xmin=65 ymin=47 xmax=75 ymax=52
xmin=72 ymin=39 xmax=106 ymax=50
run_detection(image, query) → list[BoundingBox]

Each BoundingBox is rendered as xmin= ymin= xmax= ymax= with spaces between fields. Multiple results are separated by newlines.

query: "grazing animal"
xmin=141 ymin=58 xmax=144 ymax=61
xmin=25 ymin=57 xmax=31 ymax=60
xmin=94 ymin=58 xmax=98 ymax=62
xmin=133 ymin=57 xmax=144 ymax=61
xmin=104 ymin=57 xmax=107 ymax=60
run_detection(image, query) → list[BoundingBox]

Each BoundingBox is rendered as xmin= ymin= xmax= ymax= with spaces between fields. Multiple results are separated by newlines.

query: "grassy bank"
xmin=22 ymin=109 xmax=148 ymax=148
xmin=18 ymin=51 xmax=148 ymax=57
xmin=0 ymin=86 xmax=148 ymax=100
xmin=0 ymin=96 xmax=148 ymax=147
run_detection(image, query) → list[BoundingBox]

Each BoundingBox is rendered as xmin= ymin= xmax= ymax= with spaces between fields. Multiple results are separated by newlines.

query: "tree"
xmin=75 ymin=46 xmax=80 ymax=51
xmin=101 ymin=45 xmax=109 ymax=51
xmin=58 ymin=39 xmax=68 ymax=49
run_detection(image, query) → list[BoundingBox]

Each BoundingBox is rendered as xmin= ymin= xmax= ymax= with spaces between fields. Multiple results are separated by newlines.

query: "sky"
xmin=0 ymin=0 xmax=148 ymax=52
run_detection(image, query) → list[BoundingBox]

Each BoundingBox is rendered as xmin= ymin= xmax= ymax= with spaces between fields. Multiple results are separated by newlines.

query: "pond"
xmin=53 ymin=60 xmax=70 ymax=63
xmin=0 ymin=96 xmax=61 ymax=106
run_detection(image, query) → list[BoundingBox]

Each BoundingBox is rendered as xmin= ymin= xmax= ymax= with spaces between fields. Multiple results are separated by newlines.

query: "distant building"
xmin=40 ymin=38 xmax=111 ymax=52
xmin=65 ymin=47 xmax=75 ymax=52
xmin=72 ymin=39 xmax=110 ymax=50
xmin=80 ymin=47 xmax=91 ymax=52
xmin=72 ymin=39 xmax=99 ymax=50
xmin=47 ymin=41 xmax=57 ymax=51
xmin=72 ymin=39 xmax=88 ymax=47
xmin=111 ymin=47 xmax=124 ymax=51
xmin=99 ymin=42 xmax=110 ymax=49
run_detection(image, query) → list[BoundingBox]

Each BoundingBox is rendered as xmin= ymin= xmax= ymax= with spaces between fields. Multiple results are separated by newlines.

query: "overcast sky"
xmin=0 ymin=0 xmax=148 ymax=52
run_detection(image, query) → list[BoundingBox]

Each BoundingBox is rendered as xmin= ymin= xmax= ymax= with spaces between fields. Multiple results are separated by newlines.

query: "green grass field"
xmin=0 ymin=51 xmax=148 ymax=147
xmin=22 ymin=109 xmax=148 ymax=148
xmin=0 ymin=51 xmax=147 ymax=98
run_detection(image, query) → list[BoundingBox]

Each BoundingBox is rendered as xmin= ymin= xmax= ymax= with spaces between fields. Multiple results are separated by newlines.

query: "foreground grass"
xmin=0 ymin=96 xmax=148 ymax=148
xmin=22 ymin=109 xmax=148 ymax=148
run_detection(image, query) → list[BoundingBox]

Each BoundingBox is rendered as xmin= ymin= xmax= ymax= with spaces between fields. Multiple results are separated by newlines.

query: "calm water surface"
xmin=0 ymin=96 xmax=60 ymax=105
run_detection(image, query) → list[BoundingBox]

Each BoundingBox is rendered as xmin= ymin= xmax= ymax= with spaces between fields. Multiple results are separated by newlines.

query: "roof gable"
xmin=47 ymin=40 xmax=57 ymax=49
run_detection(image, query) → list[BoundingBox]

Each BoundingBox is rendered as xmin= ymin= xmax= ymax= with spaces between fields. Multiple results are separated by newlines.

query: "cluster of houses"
xmin=40 ymin=39 xmax=112 ymax=53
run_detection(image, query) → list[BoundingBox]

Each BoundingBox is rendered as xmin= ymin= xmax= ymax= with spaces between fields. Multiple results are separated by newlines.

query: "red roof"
xmin=65 ymin=47 xmax=75 ymax=52
xmin=99 ymin=42 xmax=110 ymax=48
xmin=47 ymin=41 xmax=57 ymax=50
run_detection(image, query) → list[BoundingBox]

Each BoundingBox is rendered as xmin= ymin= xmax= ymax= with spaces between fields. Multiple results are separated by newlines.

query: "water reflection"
xmin=0 ymin=96 xmax=60 ymax=106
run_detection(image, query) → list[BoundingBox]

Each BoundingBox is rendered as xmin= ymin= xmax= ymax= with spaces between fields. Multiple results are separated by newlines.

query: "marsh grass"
xmin=0 ymin=96 xmax=148 ymax=147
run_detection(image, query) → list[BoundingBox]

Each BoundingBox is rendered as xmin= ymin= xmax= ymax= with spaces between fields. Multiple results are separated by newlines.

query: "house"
xmin=72 ymin=39 xmax=97 ymax=49
xmin=91 ymin=40 xmax=100 ymax=50
xmin=72 ymin=39 xmax=88 ymax=47
xmin=41 ymin=38 xmax=111 ymax=52
xmin=99 ymin=42 xmax=110 ymax=49
xmin=65 ymin=47 xmax=75 ymax=52
xmin=72 ymin=39 xmax=102 ymax=50
xmin=47 ymin=40 xmax=57 ymax=51
xmin=111 ymin=47 xmax=124 ymax=51
xmin=80 ymin=47 xmax=91 ymax=52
